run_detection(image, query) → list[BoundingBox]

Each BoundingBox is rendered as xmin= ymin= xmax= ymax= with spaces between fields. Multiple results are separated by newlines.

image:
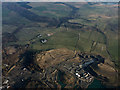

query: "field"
xmin=2 ymin=2 xmax=118 ymax=65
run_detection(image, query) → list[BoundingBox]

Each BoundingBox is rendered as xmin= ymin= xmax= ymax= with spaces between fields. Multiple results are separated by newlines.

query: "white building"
xmin=75 ymin=73 xmax=81 ymax=77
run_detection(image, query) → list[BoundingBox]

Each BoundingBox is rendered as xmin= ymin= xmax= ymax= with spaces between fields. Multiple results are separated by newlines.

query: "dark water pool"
xmin=87 ymin=79 xmax=106 ymax=88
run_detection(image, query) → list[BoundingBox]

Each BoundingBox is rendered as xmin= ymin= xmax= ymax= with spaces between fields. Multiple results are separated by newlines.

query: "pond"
xmin=87 ymin=79 xmax=106 ymax=89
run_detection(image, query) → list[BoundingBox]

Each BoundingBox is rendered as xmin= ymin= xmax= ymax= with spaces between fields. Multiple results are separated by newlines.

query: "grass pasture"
xmin=2 ymin=2 xmax=118 ymax=69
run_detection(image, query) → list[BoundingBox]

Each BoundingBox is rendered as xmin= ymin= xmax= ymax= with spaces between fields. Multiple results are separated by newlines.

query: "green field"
xmin=2 ymin=2 xmax=118 ymax=67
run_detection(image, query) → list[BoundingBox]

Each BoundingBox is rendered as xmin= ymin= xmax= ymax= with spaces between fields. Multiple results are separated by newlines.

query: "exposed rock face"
xmin=35 ymin=48 xmax=75 ymax=69
xmin=95 ymin=63 xmax=118 ymax=86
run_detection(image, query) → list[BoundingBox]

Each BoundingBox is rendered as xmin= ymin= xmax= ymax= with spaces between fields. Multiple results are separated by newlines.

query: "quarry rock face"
xmin=35 ymin=48 xmax=76 ymax=69
xmin=33 ymin=48 xmax=83 ymax=88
